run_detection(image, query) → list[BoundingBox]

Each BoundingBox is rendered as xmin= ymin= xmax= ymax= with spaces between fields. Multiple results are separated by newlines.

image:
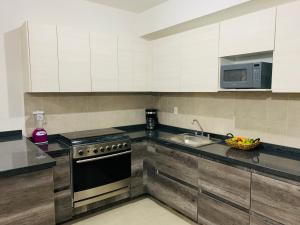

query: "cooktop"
xmin=59 ymin=128 xmax=127 ymax=145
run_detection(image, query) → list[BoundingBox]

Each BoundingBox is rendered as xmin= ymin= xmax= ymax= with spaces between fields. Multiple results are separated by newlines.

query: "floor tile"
xmin=64 ymin=197 xmax=196 ymax=225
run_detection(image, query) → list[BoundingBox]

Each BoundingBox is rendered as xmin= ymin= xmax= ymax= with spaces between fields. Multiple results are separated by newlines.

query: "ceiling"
xmin=86 ymin=0 xmax=168 ymax=13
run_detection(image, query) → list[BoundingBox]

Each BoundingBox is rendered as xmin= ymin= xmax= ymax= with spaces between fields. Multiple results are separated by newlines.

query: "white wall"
xmin=135 ymin=0 xmax=249 ymax=36
xmin=0 ymin=0 xmax=136 ymax=132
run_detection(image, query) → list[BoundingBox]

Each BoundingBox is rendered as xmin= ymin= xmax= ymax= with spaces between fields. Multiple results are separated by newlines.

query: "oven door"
xmin=221 ymin=64 xmax=253 ymax=89
xmin=72 ymin=150 xmax=131 ymax=207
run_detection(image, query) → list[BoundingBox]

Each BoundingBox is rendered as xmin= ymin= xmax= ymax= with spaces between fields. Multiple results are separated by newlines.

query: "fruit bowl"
xmin=225 ymin=133 xmax=260 ymax=151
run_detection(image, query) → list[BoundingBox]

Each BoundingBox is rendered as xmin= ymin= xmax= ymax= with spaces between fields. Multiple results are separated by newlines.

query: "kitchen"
xmin=0 ymin=0 xmax=300 ymax=225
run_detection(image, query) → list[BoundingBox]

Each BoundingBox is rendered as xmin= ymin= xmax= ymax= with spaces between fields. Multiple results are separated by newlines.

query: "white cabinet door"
xmin=152 ymin=35 xmax=181 ymax=92
xmin=24 ymin=22 xmax=59 ymax=92
xmin=132 ymin=39 xmax=151 ymax=92
xmin=272 ymin=1 xmax=300 ymax=93
xmin=118 ymin=37 xmax=150 ymax=92
xmin=118 ymin=37 xmax=133 ymax=91
xmin=90 ymin=33 xmax=118 ymax=92
xmin=219 ymin=8 xmax=276 ymax=57
xmin=57 ymin=27 xmax=91 ymax=92
xmin=181 ymin=24 xmax=219 ymax=92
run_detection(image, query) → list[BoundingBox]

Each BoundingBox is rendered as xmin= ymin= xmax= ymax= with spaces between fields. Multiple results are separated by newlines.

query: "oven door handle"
xmin=75 ymin=150 xmax=132 ymax=164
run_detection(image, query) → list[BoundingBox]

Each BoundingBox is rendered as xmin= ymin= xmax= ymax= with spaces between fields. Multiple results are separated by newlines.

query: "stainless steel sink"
xmin=162 ymin=133 xmax=215 ymax=148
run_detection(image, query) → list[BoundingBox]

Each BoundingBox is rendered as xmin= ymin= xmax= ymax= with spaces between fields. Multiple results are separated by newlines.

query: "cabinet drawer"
xmin=53 ymin=154 xmax=70 ymax=191
xmin=149 ymin=144 xmax=198 ymax=187
xmin=250 ymin=212 xmax=282 ymax=225
xmin=251 ymin=173 xmax=300 ymax=225
xmin=54 ymin=189 xmax=73 ymax=224
xmin=198 ymin=192 xmax=249 ymax=225
xmin=146 ymin=164 xmax=198 ymax=221
xmin=198 ymin=157 xmax=251 ymax=208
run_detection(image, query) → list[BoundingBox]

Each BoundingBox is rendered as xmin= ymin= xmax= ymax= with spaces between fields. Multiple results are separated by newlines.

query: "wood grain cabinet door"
xmin=250 ymin=212 xmax=282 ymax=225
xmin=54 ymin=189 xmax=73 ymax=224
xmin=53 ymin=154 xmax=71 ymax=191
xmin=198 ymin=157 xmax=251 ymax=209
xmin=251 ymin=173 xmax=300 ymax=225
xmin=0 ymin=169 xmax=55 ymax=225
xmin=198 ymin=192 xmax=249 ymax=225
xmin=149 ymin=144 xmax=198 ymax=187
xmin=131 ymin=141 xmax=148 ymax=193
xmin=146 ymin=163 xmax=198 ymax=221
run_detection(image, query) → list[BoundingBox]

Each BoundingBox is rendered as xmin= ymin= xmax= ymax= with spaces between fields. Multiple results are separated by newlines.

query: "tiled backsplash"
xmin=154 ymin=92 xmax=300 ymax=149
xmin=24 ymin=93 xmax=154 ymax=136
xmin=24 ymin=92 xmax=300 ymax=148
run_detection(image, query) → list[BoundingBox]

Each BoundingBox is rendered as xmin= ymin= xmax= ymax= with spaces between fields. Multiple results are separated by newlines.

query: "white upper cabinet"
xmin=118 ymin=37 xmax=134 ymax=91
xmin=57 ymin=27 xmax=91 ymax=92
xmin=118 ymin=37 xmax=150 ymax=92
xmin=132 ymin=39 xmax=151 ymax=92
xmin=152 ymin=35 xmax=181 ymax=92
xmin=90 ymin=33 xmax=118 ymax=92
xmin=180 ymin=24 xmax=219 ymax=92
xmin=23 ymin=22 xmax=59 ymax=92
xmin=272 ymin=1 xmax=300 ymax=93
xmin=219 ymin=7 xmax=276 ymax=57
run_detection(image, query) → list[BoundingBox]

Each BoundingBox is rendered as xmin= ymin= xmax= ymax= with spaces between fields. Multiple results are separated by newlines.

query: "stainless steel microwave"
xmin=220 ymin=62 xmax=272 ymax=89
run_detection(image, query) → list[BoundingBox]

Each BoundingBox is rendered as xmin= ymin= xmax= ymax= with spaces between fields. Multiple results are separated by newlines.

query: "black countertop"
xmin=0 ymin=131 xmax=56 ymax=177
xmin=29 ymin=135 xmax=70 ymax=158
xmin=15 ymin=125 xmax=300 ymax=182
xmin=116 ymin=124 xmax=300 ymax=182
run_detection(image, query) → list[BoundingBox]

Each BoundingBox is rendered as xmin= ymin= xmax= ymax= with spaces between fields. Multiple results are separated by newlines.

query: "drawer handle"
xmin=76 ymin=151 xmax=131 ymax=164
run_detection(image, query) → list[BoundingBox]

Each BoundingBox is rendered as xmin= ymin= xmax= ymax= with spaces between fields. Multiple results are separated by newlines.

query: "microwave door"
xmin=221 ymin=64 xmax=253 ymax=89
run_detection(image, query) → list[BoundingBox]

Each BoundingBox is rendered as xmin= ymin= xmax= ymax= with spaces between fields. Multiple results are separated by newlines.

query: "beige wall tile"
xmin=24 ymin=92 xmax=300 ymax=149
xmin=157 ymin=92 xmax=300 ymax=149
xmin=24 ymin=93 xmax=153 ymax=136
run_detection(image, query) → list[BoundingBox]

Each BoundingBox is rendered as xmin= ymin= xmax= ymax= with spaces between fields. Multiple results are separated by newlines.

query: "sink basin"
xmin=163 ymin=133 xmax=215 ymax=148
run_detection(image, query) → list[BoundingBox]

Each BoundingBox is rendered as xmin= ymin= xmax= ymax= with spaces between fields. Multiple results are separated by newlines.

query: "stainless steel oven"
xmin=58 ymin=130 xmax=131 ymax=209
xmin=72 ymin=138 xmax=131 ymax=208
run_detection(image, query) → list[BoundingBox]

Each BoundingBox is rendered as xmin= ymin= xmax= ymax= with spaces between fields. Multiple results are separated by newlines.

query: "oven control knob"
xmin=123 ymin=143 xmax=128 ymax=148
xmin=78 ymin=150 xmax=84 ymax=156
xmin=117 ymin=144 xmax=122 ymax=149
xmin=93 ymin=148 xmax=98 ymax=154
xmin=99 ymin=147 xmax=105 ymax=152
xmin=112 ymin=145 xmax=117 ymax=150
xmin=106 ymin=146 xmax=111 ymax=151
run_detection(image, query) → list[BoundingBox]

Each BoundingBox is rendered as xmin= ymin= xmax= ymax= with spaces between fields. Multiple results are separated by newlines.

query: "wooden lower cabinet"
xmin=198 ymin=192 xmax=249 ymax=225
xmin=250 ymin=212 xmax=282 ymax=225
xmin=131 ymin=141 xmax=148 ymax=189
xmin=52 ymin=153 xmax=72 ymax=223
xmin=0 ymin=169 xmax=55 ymax=225
xmin=54 ymin=189 xmax=73 ymax=224
xmin=251 ymin=173 xmax=300 ymax=225
xmin=53 ymin=154 xmax=71 ymax=191
xmin=146 ymin=162 xmax=198 ymax=221
xmin=148 ymin=143 xmax=198 ymax=187
xmin=198 ymin=157 xmax=251 ymax=209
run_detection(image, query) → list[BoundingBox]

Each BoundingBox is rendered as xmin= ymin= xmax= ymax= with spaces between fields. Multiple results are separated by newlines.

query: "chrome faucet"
xmin=192 ymin=119 xmax=204 ymax=136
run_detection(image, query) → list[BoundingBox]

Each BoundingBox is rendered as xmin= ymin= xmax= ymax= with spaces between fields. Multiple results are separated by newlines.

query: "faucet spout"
xmin=192 ymin=119 xmax=204 ymax=136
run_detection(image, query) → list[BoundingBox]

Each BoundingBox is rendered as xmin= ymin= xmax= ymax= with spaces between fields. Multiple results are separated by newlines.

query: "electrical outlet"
xmin=173 ymin=107 xmax=178 ymax=115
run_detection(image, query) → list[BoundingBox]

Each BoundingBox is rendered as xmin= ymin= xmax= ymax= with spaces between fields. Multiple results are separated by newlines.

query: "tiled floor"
xmin=64 ymin=197 xmax=197 ymax=225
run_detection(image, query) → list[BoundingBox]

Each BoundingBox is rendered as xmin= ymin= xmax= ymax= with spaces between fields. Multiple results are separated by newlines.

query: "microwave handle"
xmin=76 ymin=150 xmax=132 ymax=164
